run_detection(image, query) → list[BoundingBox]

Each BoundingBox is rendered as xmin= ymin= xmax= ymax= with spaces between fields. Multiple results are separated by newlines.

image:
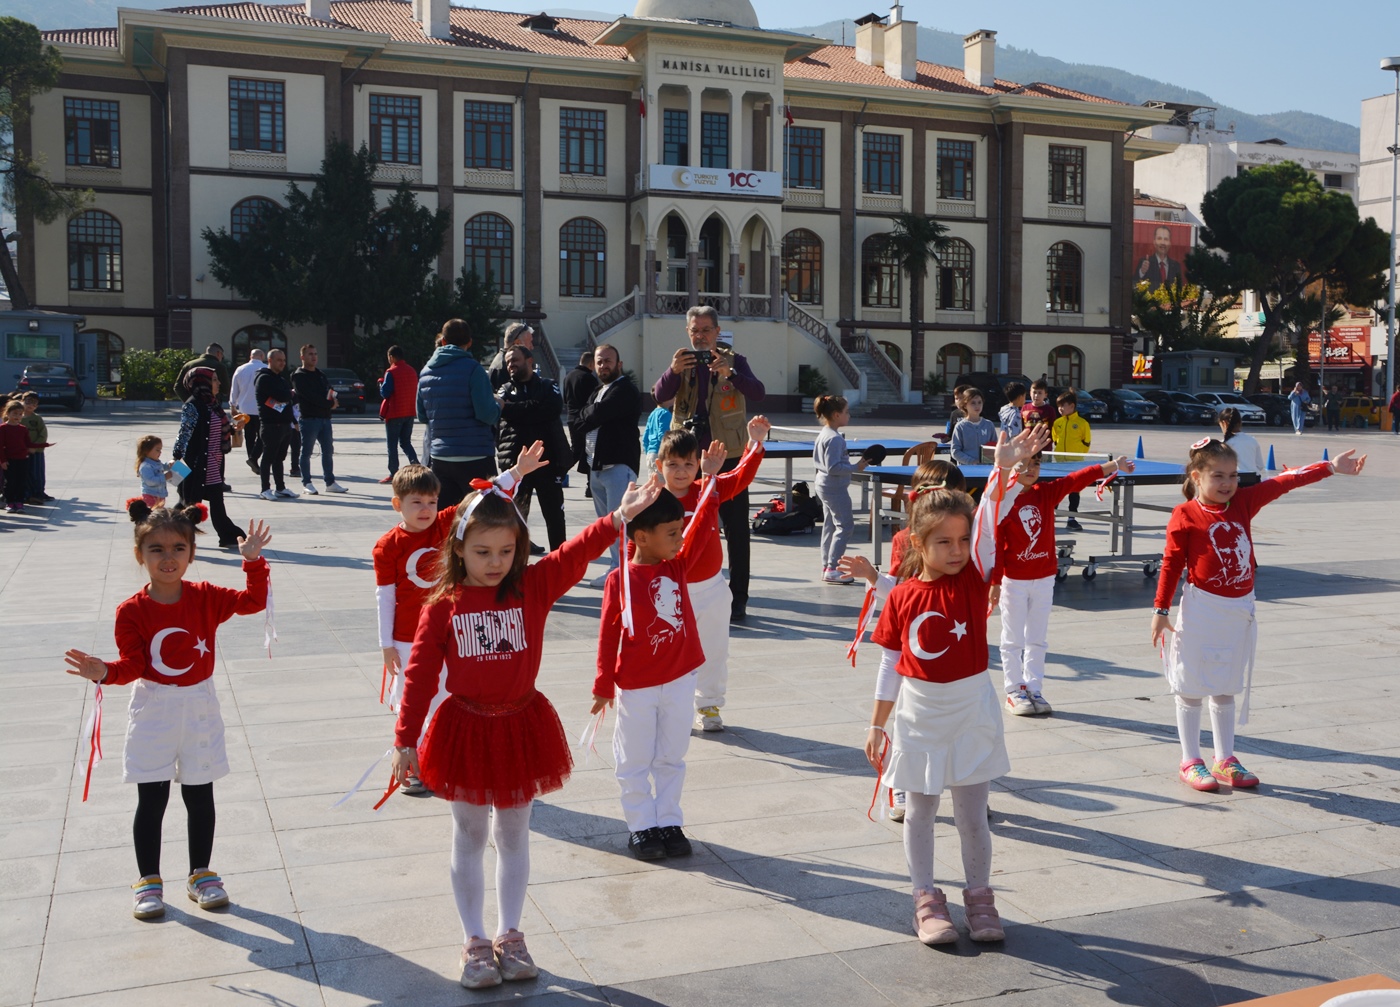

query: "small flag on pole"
xmin=784 ymin=104 xmax=794 ymax=127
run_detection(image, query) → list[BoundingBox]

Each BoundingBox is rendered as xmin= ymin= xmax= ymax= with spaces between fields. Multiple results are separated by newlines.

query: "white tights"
xmin=449 ymin=800 xmax=533 ymax=941
xmin=1175 ymin=695 xmax=1236 ymax=763
xmin=902 ymin=783 xmax=993 ymax=892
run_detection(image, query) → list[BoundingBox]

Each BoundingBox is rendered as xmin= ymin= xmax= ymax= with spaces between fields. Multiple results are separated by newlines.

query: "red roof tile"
xmin=41 ymin=27 xmax=119 ymax=46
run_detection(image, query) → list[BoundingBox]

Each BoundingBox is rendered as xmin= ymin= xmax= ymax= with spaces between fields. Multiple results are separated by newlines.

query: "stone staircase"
xmin=846 ymin=349 xmax=933 ymax=419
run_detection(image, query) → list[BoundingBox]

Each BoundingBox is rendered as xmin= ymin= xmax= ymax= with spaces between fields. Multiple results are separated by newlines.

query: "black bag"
xmin=751 ymin=481 xmax=821 ymax=536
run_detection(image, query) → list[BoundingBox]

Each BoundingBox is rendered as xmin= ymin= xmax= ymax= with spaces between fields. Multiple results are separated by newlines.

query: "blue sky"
xmin=765 ymin=0 xmax=1397 ymax=125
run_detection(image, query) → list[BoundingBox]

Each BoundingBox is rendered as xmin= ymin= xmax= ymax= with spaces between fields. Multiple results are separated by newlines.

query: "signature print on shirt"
xmin=1016 ymin=503 xmax=1049 ymax=563
xmin=1206 ymin=520 xmax=1252 ymax=588
xmin=452 ymin=609 xmax=527 ymax=658
xmin=646 ymin=575 xmax=686 ymax=655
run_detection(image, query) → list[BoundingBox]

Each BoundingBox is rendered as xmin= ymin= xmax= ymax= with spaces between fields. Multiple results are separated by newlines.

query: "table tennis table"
xmin=760 ymin=436 xmax=932 ymax=507
xmin=859 ymin=457 xmax=1186 ymax=575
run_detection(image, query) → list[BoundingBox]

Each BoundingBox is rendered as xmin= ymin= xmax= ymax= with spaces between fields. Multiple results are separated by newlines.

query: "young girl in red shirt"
xmin=1151 ymin=438 xmax=1366 ymax=791
xmin=390 ymin=469 xmax=661 ymax=990
xmin=63 ymin=502 xmax=271 ymax=920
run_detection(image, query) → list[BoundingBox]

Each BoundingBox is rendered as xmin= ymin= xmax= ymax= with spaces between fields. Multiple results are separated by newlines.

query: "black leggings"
xmin=133 ymin=781 xmax=216 ymax=878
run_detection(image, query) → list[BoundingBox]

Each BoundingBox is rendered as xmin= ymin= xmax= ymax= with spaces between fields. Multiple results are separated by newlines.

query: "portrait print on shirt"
xmin=452 ymin=608 xmax=527 ymax=658
xmin=1205 ymin=519 xmax=1252 ymax=589
xmin=646 ymin=574 xmax=686 ymax=655
xmin=1015 ymin=503 xmax=1048 ymax=564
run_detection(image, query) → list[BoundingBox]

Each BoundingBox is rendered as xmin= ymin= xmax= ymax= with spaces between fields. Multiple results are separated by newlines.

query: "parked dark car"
xmin=1140 ymin=389 xmax=1217 ymax=426
xmin=1246 ymin=393 xmax=1318 ymax=428
xmin=16 ymin=362 xmax=85 ymax=411
xmin=322 ymin=368 xmax=366 ymax=413
xmin=954 ymin=372 xmax=1033 ymax=417
xmin=1045 ymin=386 xmax=1108 ymax=422
xmin=1090 ymin=387 xmax=1159 ymax=424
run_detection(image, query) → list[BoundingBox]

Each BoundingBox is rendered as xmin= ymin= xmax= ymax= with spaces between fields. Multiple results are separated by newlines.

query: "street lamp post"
xmin=1383 ymin=57 xmax=1400 ymax=413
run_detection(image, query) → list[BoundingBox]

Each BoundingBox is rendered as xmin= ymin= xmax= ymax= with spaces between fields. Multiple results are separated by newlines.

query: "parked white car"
xmin=1192 ymin=391 xmax=1269 ymax=424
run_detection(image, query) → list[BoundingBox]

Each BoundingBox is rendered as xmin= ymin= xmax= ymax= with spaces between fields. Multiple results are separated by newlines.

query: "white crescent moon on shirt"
xmin=150 ymin=627 xmax=194 ymax=677
xmin=405 ymin=547 xmax=437 ymax=590
xmin=908 ymin=611 xmax=949 ymax=661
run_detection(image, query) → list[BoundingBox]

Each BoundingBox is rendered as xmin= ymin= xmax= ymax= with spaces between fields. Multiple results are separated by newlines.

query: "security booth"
xmin=1 ymin=309 xmax=95 ymax=407
xmin=1155 ymin=350 xmax=1238 ymax=395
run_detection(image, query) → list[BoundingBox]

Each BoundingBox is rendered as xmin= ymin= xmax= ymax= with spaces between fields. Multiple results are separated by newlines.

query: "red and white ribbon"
xmin=617 ymin=520 xmax=634 ymax=638
xmin=1094 ymin=470 xmax=1119 ymax=502
xmin=263 ymin=564 xmax=277 ymax=657
xmin=330 ymin=747 xmax=393 ymax=810
xmin=846 ymin=584 xmax=878 ymax=667
xmin=576 ymin=707 xmax=608 ymax=767
xmin=866 ymin=726 xmax=892 ymax=822
xmin=682 ymin=474 xmax=720 ymax=541
xmin=81 ymin=684 xmax=104 ymax=802
xmin=456 ymin=477 xmax=524 ymax=540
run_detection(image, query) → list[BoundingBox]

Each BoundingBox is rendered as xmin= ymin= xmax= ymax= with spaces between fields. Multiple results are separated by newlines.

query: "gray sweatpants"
xmin=815 ymin=475 xmax=854 ymax=570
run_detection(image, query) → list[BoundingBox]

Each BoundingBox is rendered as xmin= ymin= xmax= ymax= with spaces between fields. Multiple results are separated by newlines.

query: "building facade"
xmin=28 ymin=0 xmax=1173 ymax=403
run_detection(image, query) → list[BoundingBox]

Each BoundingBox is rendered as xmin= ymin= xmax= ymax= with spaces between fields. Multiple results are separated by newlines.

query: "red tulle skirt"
xmin=418 ymin=690 xmax=573 ymax=807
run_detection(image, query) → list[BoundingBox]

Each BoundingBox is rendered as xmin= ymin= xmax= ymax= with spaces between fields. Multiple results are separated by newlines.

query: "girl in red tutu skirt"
xmin=391 ymin=447 xmax=662 ymax=990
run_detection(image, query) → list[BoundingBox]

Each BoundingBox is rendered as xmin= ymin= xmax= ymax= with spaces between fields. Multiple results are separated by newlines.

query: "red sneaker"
xmin=1211 ymin=756 xmax=1259 ymax=788
xmin=1179 ymin=758 xmax=1219 ymax=792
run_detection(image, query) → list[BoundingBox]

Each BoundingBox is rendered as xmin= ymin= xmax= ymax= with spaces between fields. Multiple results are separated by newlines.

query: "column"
xmin=645 ymin=239 xmax=657 ymax=315
xmin=644 ymin=90 xmax=658 ymax=171
xmin=769 ymin=94 xmax=783 ymax=182
xmin=688 ymin=86 xmax=702 ymax=168
xmin=729 ymin=90 xmax=743 ymax=170
xmin=687 ymin=241 xmax=699 ymax=307
xmin=770 ymin=250 xmax=782 ymax=320
xmin=729 ymin=246 xmax=740 ymax=318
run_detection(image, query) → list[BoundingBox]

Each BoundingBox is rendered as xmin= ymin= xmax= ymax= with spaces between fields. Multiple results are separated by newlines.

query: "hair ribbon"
xmin=456 ymin=478 xmax=525 ymax=540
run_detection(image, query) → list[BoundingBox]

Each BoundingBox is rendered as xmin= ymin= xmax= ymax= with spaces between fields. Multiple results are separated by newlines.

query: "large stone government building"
xmin=28 ymin=0 xmax=1174 ymax=403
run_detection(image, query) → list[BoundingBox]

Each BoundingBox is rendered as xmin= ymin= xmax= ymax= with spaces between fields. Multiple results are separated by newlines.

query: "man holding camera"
xmin=651 ymin=305 xmax=766 ymax=624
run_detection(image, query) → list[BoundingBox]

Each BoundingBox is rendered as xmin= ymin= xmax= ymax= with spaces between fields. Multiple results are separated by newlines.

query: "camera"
xmin=681 ymin=414 xmax=712 ymax=446
xmin=689 ymin=349 xmax=714 ymax=367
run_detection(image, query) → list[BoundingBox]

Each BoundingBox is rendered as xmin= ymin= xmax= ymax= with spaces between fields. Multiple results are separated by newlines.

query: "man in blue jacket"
xmin=416 ymin=318 xmax=501 ymax=507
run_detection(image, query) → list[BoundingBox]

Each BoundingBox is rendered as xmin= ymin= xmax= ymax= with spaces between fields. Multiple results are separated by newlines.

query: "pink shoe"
xmin=1211 ymin=756 xmax=1259 ymax=788
xmin=492 ymin=929 xmax=539 ymax=982
xmin=913 ymin=888 xmax=957 ymax=945
xmin=1179 ymin=758 xmax=1219 ymax=792
xmin=962 ymin=887 xmax=1005 ymax=941
xmin=459 ymin=936 xmax=501 ymax=989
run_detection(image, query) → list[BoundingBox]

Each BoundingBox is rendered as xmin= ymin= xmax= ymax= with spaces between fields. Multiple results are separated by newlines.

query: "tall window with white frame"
xmin=861 ymin=234 xmax=900 ymax=307
xmin=1048 ymin=144 xmax=1085 ymax=205
xmin=369 ymin=94 xmax=421 ymax=165
xmin=936 ymin=139 xmax=974 ymax=201
xmin=785 ymin=126 xmax=823 ymax=189
xmin=862 ymin=133 xmax=902 ymax=195
xmin=465 ymin=213 xmax=514 ymax=296
xmin=229 ymin=78 xmax=285 ymax=153
xmin=560 ymin=108 xmax=606 ymax=175
xmin=662 ymin=109 xmax=688 ymax=166
xmin=937 ymin=238 xmax=973 ymax=310
xmin=1046 ymin=241 xmax=1082 ymax=313
xmin=1048 ymin=345 xmax=1083 ymax=387
xmin=64 ymin=98 xmax=121 ymax=168
xmin=701 ymin=111 xmax=729 ymax=169
xmin=781 ymin=229 xmax=823 ymax=304
xmin=464 ymin=101 xmax=513 ymax=170
xmin=560 ymin=218 xmax=605 ymax=297
xmin=68 ymin=210 xmax=123 ymax=291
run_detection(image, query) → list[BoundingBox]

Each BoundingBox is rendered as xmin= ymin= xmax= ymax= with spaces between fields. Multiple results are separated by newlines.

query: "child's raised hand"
xmin=238 ymin=519 xmax=272 ymax=561
xmin=701 ymin=439 xmax=728 ymax=476
xmin=590 ymin=694 xmax=615 ymax=715
xmin=617 ymin=474 xmax=664 ymax=522
xmin=1331 ymin=449 xmax=1366 ymax=476
xmin=747 ymin=415 xmax=771 ymax=442
xmin=391 ymin=746 xmax=420 ymax=788
xmin=64 ymin=649 xmax=107 ymax=682
xmin=992 ymin=425 xmax=1050 ymax=470
xmin=1113 ymin=455 xmax=1135 ymax=475
xmin=838 ymin=554 xmax=877 ymax=585
xmin=1151 ymin=613 xmax=1173 ymax=649
xmin=515 ymin=440 xmax=547 ymax=476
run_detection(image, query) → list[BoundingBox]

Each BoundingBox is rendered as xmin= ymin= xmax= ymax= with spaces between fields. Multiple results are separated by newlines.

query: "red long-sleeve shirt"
xmin=594 ymin=490 xmax=720 ymax=698
xmin=665 ymin=443 xmax=763 ymax=581
xmin=870 ymin=562 xmax=990 ymax=684
xmin=101 ymin=558 xmax=269 ymax=686
xmin=373 ymin=508 xmax=457 ymax=643
xmin=1154 ymin=462 xmax=1332 ymax=609
xmin=394 ymin=515 xmax=616 ymax=746
xmin=992 ymin=465 xmax=1104 ymax=583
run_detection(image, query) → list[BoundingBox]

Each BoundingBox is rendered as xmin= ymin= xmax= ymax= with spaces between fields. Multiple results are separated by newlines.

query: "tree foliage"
xmin=1131 ymin=281 xmax=1236 ymax=355
xmin=876 ymin=213 xmax=952 ymax=389
xmin=1186 ymin=161 xmax=1389 ymax=393
xmin=203 ymin=140 xmax=451 ymax=339
xmin=118 ymin=347 xmax=198 ymax=401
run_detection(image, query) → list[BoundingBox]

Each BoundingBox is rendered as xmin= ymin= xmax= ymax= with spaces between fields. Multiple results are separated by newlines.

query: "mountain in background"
xmin=25 ymin=2 xmax=1359 ymax=152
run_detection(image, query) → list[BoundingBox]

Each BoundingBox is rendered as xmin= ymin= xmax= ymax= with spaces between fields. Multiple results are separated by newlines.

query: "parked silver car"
xmin=1192 ymin=391 xmax=1268 ymax=424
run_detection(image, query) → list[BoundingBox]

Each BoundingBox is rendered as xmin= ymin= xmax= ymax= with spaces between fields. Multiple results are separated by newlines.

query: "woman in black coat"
xmin=174 ymin=368 xmax=245 ymax=547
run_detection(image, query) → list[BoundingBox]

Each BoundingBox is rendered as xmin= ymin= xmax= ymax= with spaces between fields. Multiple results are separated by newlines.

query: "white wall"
xmin=187 ymin=64 xmax=325 ymax=173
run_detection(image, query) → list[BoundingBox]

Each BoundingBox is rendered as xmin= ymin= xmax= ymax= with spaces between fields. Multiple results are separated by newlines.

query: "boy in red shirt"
xmin=1 ymin=400 xmax=35 ymax=512
xmin=651 ymin=415 xmax=769 ymax=732
xmin=592 ymin=481 xmax=722 ymax=860
xmin=993 ymin=450 xmax=1131 ymax=715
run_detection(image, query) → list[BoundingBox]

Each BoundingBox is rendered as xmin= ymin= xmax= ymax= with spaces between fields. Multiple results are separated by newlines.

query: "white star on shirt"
xmin=950 ymin=621 xmax=968 ymax=641
xmin=194 ymin=638 xmax=210 ymax=656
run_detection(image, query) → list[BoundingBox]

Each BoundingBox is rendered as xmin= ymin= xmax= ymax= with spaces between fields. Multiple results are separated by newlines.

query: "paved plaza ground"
xmin=2 ymin=404 xmax=1398 ymax=1007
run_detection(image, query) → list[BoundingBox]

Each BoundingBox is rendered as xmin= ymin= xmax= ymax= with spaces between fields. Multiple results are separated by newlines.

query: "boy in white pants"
xmin=992 ymin=451 xmax=1131 ymax=715
xmin=593 ymin=483 xmax=722 ymax=860
xmin=651 ymin=417 xmax=768 ymax=732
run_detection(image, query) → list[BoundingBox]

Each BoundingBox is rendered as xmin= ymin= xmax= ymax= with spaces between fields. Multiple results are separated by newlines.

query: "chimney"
xmin=853 ymin=11 xmax=884 ymax=68
xmin=422 ymin=0 xmax=451 ymax=39
xmin=305 ymin=0 xmax=330 ymax=20
xmin=882 ymin=3 xmax=916 ymax=82
xmin=963 ymin=29 xmax=996 ymax=87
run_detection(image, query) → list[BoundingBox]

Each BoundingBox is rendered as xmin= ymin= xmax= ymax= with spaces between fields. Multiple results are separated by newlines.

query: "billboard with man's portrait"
xmin=1133 ymin=220 xmax=1194 ymax=293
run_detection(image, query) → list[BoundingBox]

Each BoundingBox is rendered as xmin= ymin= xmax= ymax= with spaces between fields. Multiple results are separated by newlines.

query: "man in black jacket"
xmin=572 ymin=343 xmax=641 ymax=586
xmin=561 ymin=350 xmax=599 ymax=496
xmin=175 ymin=343 xmax=229 ymax=403
xmin=255 ymin=349 xmax=297 ymax=500
xmin=495 ymin=346 xmax=570 ymax=551
xmin=290 ymin=344 xmax=346 ymax=495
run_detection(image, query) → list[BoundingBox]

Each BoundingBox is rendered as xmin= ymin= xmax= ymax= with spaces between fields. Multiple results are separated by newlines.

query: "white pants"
xmin=689 ymin=573 xmax=731 ymax=710
xmin=612 ymin=672 xmax=696 ymax=831
xmin=393 ymin=640 xmax=449 ymax=744
xmin=998 ymin=574 xmax=1055 ymax=694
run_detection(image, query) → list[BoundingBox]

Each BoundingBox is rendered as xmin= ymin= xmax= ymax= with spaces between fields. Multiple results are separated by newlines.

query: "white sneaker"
xmin=325 ymin=482 xmax=348 ymax=493
xmin=302 ymin=481 xmax=318 ymax=495
xmin=697 ymin=706 xmax=724 ymax=732
xmin=260 ymin=489 xmax=278 ymax=501
xmin=588 ymin=572 xmax=612 ymax=589
xmin=822 ymin=570 xmax=855 ymax=584
xmin=275 ymin=488 xmax=298 ymax=499
xmin=889 ymin=789 xmax=907 ymax=823
xmin=1029 ymin=691 xmax=1053 ymax=715
xmin=1005 ymin=688 xmax=1036 ymax=716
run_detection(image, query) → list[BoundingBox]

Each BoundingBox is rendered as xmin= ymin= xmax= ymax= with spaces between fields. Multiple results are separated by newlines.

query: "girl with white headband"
xmin=390 ymin=462 xmax=662 ymax=991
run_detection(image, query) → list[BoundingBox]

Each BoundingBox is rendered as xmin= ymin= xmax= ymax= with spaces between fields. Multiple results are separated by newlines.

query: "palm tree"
xmin=875 ymin=213 xmax=952 ymax=392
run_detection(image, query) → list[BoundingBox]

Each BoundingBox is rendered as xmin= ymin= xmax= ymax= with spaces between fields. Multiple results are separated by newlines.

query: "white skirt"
xmin=123 ymin=678 xmax=230 ymax=785
xmin=1163 ymin=582 xmax=1258 ymax=721
xmin=882 ymin=672 xmax=1010 ymax=795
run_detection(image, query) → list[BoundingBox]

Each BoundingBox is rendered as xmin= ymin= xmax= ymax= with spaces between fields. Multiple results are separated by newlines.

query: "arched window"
xmin=936 ymin=342 xmax=975 ymax=387
xmin=861 ymin=234 xmax=900 ymax=308
xmin=560 ymin=217 xmax=605 ymax=298
xmin=85 ymin=329 xmax=125 ymax=383
xmin=781 ymin=228 xmax=822 ymax=304
xmin=1046 ymin=241 xmax=1082 ymax=313
xmin=464 ymin=213 xmax=514 ymax=296
xmin=232 ymin=325 xmax=287 ymax=366
xmin=68 ymin=210 xmax=122 ymax=291
xmin=936 ymin=238 xmax=973 ymax=311
xmin=230 ymin=197 xmax=277 ymax=240
xmin=1048 ymin=344 xmax=1083 ymax=388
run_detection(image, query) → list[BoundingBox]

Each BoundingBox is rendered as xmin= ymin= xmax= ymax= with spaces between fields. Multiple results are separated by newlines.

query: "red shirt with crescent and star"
xmin=870 ymin=562 xmax=990 ymax=684
xmin=992 ymin=465 xmax=1105 ymax=583
xmin=101 ymin=558 xmax=270 ymax=686
xmin=670 ymin=443 xmax=764 ymax=582
xmin=373 ymin=507 xmax=458 ymax=643
xmin=1154 ymin=462 xmax=1332 ymax=609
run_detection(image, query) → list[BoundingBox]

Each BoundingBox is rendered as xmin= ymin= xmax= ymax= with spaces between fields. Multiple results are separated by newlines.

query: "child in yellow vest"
xmin=1050 ymin=390 xmax=1092 ymax=531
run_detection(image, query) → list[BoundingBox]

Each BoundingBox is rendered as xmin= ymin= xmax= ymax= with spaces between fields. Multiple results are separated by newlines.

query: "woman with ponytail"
xmin=173 ymin=367 xmax=244 ymax=546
